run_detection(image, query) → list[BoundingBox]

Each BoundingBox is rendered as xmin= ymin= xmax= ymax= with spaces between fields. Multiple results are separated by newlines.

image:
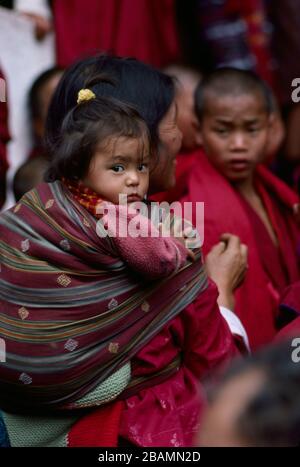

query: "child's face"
xmin=82 ymin=136 xmax=149 ymax=204
xmin=199 ymin=93 xmax=271 ymax=183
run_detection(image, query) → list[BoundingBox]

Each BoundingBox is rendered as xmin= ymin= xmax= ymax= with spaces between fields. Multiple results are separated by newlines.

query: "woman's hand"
xmin=205 ymin=234 xmax=248 ymax=310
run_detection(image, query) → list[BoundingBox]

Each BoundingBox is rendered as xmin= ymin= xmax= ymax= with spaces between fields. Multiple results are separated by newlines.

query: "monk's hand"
xmin=205 ymin=233 xmax=248 ymax=309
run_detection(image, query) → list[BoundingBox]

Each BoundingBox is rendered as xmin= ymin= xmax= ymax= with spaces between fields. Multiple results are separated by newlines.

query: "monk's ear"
xmin=267 ymin=112 xmax=275 ymax=129
xmin=193 ymin=117 xmax=204 ymax=146
xmin=195 ymin=130 xmax=203 ymax=147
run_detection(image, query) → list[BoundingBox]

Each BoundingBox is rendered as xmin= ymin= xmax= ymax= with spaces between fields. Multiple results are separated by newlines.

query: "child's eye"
xmin=111 ymin=165 xmax=124 ymax=172
xmin=138 ymin=163 xmax=148 ymax=172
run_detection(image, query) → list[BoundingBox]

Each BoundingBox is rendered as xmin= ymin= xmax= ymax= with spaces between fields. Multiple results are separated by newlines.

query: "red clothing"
xmin=276 ymin=281 xmax=300 ymax=340
xmin=119 ymin=280 xmax=239 ymax=446
xmin=0 ymin=67 xmax=10 ymax=209
xmin=152 ymin=151 xmax=198 ymax=204
xmin=281 ymin=281 xmax=300 ymax=316
xmin=68 ymin=281 xmax=239 ymax=448
xmin=53 ymin=0 xmax=180 ymax=68
xmin=276 ymin=316 xmax=300 ymax=340
xmin=68 ymin=153 xmax=241 ymax=446
xmin=184 ymin=150 xmax=300 ymax=350
xmin=59 ymin=152 xmax=242 ymax=447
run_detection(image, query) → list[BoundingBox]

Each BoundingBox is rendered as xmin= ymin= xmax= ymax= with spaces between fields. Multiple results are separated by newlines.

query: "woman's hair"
xmin=45 ymin=54 xmax=175 ymax=158
xmin=45 ymin=95 xmax=150 ymax=182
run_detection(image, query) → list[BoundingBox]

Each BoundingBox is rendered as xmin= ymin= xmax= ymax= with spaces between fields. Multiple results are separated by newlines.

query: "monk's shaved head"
xmin=195 ymin=68 xmax=274 ymax=120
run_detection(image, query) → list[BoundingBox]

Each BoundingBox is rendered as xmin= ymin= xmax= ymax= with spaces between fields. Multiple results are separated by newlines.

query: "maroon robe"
xmin=182 ymin=150 xmax=300 ymax=350
xmin=53 ymin=0 xmax=181 ymax=67
xmin=0 ymin=67 xmax=10 ymax=209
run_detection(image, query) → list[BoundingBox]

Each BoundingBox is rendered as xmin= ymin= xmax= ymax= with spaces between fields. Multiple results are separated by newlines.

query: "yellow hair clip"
xmin=77 ymin=88 xmax=96 ymax=104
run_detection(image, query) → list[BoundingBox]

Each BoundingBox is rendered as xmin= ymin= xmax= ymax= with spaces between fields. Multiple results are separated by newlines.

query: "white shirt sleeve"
xmin=219 ymin=306 xmax=250 ymax=352
xmin=14 ymin=0 xmax=52 ymax=18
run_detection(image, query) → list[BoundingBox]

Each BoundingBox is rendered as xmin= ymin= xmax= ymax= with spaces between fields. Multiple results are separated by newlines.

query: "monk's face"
xmin=198 ymin=369 xmax=265 ymax=447
xmin=199 ymin=93 xmax=271 ymax=183
xmin=149 ymin=101 xmax=182 ymax=194
xmin=176 ymin=82 xmax=202 ymax=151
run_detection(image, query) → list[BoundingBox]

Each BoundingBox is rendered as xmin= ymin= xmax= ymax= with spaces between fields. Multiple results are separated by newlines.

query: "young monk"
xmin=187 ymin=68 xmax=300 ymax=350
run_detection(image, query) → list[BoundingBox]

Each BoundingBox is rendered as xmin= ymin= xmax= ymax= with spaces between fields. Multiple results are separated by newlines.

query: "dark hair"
xmin=45 ymin=95 xmax=150 ymax=182
xmin=45 ymin=54 xmax=175 ymax=158
xmin=213 ymin=340 xmax=300 ymax=447
xmin=29 ymin=67 xmax=63 ymax=121
xmin=195 ymin=67 xmax=274 ymax=121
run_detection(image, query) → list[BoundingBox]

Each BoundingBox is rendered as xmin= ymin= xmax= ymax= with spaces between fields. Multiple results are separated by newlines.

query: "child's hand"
xmin=158 ymin=222 xmax=195 ymax=261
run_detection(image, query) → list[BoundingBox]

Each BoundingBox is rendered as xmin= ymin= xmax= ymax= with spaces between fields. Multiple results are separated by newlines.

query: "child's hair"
xmin=195 ymin=67 xmax=274 ymax=121
xmin=29 ymin=67 xmax=63 ymax=123
xmin=45 ymin=95 xmax=150 ymax=182
xmin=45 ymin=54 xmax=175 ymax=157
xmin=209 ymin=340 xmax=300 ymax=447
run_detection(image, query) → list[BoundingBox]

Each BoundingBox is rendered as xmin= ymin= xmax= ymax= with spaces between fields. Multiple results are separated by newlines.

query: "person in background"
xmin=27 ymin=67 xmax=63 ymax=160
xmin=12 ymin=156 xmax=48 ymax=201
xmin=152 ymin=64 xmax=202 ymax=203
xmin=198 ymin=340 xmax=300 ymax=447
xmin=11 ymin=67 xmax=63 ymax=201
xmin=189 ymin=68 xmax=300 ymax=349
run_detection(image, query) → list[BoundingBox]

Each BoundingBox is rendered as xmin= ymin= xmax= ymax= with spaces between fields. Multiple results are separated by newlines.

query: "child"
xmin=189 ymin=68 xmax=300 ymax=349
xmin=0 ymin=91 xmax=205 ymax=446
xmin=49 ymin=89 xmax=195 ymax=278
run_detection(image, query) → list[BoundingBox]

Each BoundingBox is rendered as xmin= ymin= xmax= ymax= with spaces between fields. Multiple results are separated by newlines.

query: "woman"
xmin=0 ymin=55 xmax=248 ymax=447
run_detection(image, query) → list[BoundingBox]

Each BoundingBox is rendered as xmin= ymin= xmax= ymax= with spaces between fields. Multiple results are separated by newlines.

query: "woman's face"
xmin=149 ymin=101 xmax=182 ymax=194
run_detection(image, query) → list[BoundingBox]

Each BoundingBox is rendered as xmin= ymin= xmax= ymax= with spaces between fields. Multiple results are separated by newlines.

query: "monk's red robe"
xmin=0 ymin=67 xmax=10 ymax=209
xmin=183 ymin=150 xmax=300 ymax=350
xmin=53 ymin=0 xmax=180 ymax=68
xmin=276 ymin=281 xmax=300 ymax=340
